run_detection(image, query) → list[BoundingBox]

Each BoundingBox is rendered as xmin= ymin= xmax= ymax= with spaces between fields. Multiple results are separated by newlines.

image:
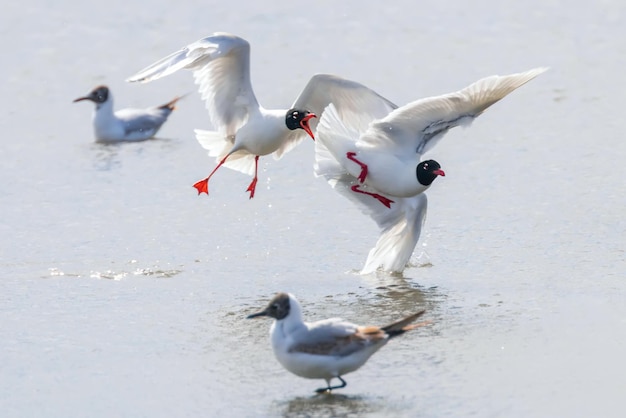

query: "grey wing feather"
xmin=115 ymin=108 xmax=171 ymax=136
xmin=288 ymin=318 xmax=361 ymax=356
xmin=274 ymin=74 xmax=397 ymax=159
xmin=365 ymin=67 xmax=548 ymax=156
xmin=291 ymin=74 xmax=397 ymax=134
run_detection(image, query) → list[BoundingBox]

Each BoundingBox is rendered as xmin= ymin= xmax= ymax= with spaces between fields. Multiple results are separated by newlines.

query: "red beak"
xmin=300 ymin=113 xmax=317 ymax=140
xmin=433 ymin=169 xmax=446 ymax=177
xmin=73 ymin=96 xmax=92 ymax=103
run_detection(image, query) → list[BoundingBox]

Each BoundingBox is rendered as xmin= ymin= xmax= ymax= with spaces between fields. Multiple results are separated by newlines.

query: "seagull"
xmin=73 ymin=85 xmax=181 ymax=142
xmin=126 ymin=32 xmax=315 ymax=198
xmin=314 ymin=67 xmax=547 ymax=274
xmin=126 ymin=32 xmax=397 ymax=199
xmin=247 ymin=292 xmax=428 ymax=393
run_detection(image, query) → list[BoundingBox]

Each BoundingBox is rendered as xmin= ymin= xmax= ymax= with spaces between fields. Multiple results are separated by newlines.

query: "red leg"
xmin=347 ymin=152 xmax=368 ymax=183
xmin=245 ymin=155 xmax=260 ymax=199
xmin=350 ymin=185 xmax=394 ymax=208
xmin=193 ymin=154 xmax=229 ymax=195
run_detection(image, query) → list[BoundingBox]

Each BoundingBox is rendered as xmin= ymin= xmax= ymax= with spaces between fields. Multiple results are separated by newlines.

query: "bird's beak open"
xmin=246 ymin=309 xmax=268 ymax=319
xmin=433 ymin=169 xmax=446 ymax=177
xmin=300 ymin=113 xmax=317 ymax=141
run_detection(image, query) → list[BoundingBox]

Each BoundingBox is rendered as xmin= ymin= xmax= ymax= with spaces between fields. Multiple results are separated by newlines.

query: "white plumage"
xmin=73 ymin=85 xmax=180 ymax=142
xmin=315 ymin=68 xmax=548 ymax=274
xmin=248 ymin=292 xmax=427 ymax=393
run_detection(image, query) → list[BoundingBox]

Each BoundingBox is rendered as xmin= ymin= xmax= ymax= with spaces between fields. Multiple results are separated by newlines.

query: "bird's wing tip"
xmin=125 ymin=76 xmax=142 ymax=83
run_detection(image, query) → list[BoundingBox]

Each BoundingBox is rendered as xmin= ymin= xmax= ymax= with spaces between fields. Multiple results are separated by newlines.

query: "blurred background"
xmin=1 ymin=1 xmax=624 ymax=417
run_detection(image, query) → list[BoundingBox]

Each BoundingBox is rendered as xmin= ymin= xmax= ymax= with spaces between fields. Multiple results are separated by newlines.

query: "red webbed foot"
xmin=246 ymin=177 xmax=258 ymax=199
xmin=193 ymin=178 xmax=209 ymax=195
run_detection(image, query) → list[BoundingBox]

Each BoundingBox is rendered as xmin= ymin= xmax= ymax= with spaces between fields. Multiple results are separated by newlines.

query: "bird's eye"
xmin=271 ymin=303 xmax=278 ymax=310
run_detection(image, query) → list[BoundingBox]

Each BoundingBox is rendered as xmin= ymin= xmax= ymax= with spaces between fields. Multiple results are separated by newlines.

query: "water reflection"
xmin=272 ymin=394 xmax=389 ymax=418
xmin=91 ymin=142 xmax=123 ymax=171
xmin=356 ymin=271 xmax=445 ymax=321
xmin=89 ymin=137 xmax=178 ymax=171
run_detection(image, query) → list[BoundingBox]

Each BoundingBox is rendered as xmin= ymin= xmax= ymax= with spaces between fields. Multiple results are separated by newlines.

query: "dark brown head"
xmin=73 ymin=85 xmax=110 ymax=105
xmin=247 ymin=292 xmax=291 ymax=320
xmin=416 ymin=160 xmax=445 ymax=186
xmin=285 ymin=109 xmax=316 ymax=140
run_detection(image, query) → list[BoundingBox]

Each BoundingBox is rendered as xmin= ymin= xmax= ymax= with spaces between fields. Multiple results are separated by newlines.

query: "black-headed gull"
xmin=247 ymin=292 xmax=428 ymax=393
xmin=126 ymin=33 xmax=398 ymax=199
xmin=126 ymin=33 xmax=318 ymax=198
xmin=314 ymin=68 xmax=547 ymax=274
xmin=73 ymin=85 xmax=181 ymax=142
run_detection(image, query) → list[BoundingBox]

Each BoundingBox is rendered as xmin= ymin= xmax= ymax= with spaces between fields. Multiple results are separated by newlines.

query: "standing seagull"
xmin=247 ymin=292 xmax=428 ymax=393
xmin=314 ymin=68 xmax=547 ymax=274
xmin=126 ymin=33 xmax=397 ymax=199
xmin=73 ymin=85 xmax=181 ymax=142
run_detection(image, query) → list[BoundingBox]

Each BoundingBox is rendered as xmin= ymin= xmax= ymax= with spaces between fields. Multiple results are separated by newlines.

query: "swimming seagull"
xmin=247 ymin=292 xmax=428 ymax=393
xmin=126 ymin=33 xmax=397 ymax=199
xmin=314 ymin=67 xmax=547 ymax=274
xmin=73 ymin=85 xmax=181 ymax=142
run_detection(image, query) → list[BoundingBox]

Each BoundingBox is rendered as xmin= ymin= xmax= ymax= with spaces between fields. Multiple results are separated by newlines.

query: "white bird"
xmin=314 ymin=67 xmax=547 ymax=274
xmin=73 ymin=85 xmax=181 ymax=142
xmin=126 ymin=32 xmax=396 ymax=199
xmin=247 ymin=292 xmax=428 ymax=393
xmin=126 ymin=33 xmax=314 ymax=198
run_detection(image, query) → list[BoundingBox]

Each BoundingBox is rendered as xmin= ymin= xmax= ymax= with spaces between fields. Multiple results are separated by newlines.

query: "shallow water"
xmin=1 ymin=0 xmax=625 ymax=417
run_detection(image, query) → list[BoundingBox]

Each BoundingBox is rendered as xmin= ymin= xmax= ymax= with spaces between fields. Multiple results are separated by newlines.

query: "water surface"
xmin=1 ymin=1 xmax=625 ymax=417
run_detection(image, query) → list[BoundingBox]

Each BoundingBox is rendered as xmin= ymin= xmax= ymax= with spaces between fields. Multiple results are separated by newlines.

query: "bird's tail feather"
xmin=195 ymin=129 xmax=256 ymax=176
xmin=158 ymin=93 xmax=188 ymax=111
xmin=361 ymin=194 xmax=428 ymax=274
xmin=381 ymin=310 xmax=428 ymax=338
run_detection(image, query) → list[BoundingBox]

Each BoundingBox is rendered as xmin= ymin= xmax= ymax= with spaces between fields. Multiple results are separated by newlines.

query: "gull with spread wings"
xmin=314 ymin=68 xmax=547 ymax=274
xmin=127 ymin=33 xmax=397 ymax=199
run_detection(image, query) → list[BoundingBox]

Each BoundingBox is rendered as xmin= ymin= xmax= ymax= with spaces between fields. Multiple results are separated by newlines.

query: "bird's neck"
xmin=271 ymin=299 xmax=305 ymax=338
xmin=258 ymin=107 xmax=289 ymax=129
xmin=94 ymin=98 xmax=115 ymax=118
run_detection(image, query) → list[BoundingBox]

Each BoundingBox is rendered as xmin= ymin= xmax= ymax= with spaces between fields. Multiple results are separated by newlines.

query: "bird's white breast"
xmin=270 ymin=320 xmax=388 ymax=380
xmin=92 ymin=104 xmax=125 ymax=141
xmin=351 ymin=150 xmax=429 ymax=198
xmin=234 ymin=109 xmax=289 ymax=156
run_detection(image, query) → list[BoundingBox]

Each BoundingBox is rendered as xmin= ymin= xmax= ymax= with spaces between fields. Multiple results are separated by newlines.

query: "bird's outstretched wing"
xmin=292 ymin=74 xmax=397 ymax=134
xmin=362 ymin=67 xmax=548 ymax=156
xmin=127 ymin=32 xmax=259 ymax=136
xmin=271 ymin=74 xmax=397 ymax=159
xmin=333 ymin=175 xmax=430 ymax=274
